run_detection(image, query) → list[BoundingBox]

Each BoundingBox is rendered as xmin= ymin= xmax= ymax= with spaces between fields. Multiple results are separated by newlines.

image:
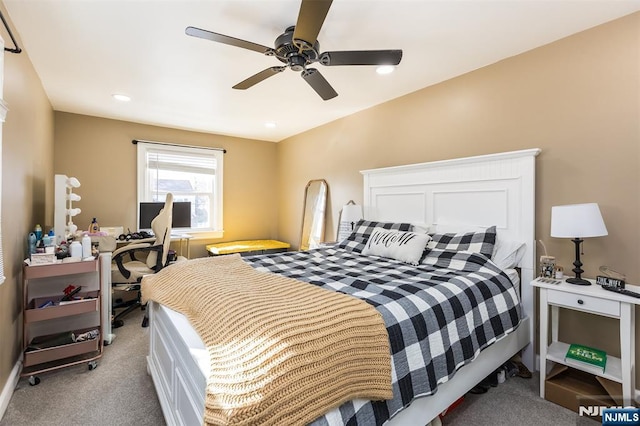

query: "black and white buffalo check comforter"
xmin=245 ymin=246 xmax=522 ymax=426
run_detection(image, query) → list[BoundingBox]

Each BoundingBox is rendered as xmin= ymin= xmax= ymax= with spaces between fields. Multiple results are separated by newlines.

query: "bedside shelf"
xmin=532 ymin=278 xmax=639 ymax=407
xmin=546 ymin=341 xmax=622 ymax=383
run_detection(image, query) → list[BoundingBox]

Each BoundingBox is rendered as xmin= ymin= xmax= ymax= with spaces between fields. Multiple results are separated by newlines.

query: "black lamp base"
xmin=567 ymin=237 xmax=591 ymax=285
xmin=566 ymin=277 xmax=591 ymax=286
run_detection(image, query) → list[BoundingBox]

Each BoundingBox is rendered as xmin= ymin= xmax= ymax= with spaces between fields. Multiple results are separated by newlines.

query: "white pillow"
xmin=410 ymin=223 xmax=434 ymax=234
xmin=362 ymin=229 xmax=431 ymax=265
xmin=492 ymin=238 xmax=526 ymax=270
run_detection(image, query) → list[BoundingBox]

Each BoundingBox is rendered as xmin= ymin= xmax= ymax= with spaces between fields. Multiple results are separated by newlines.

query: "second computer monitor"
xmin=139 ymin=201 xmax=191 ymax=230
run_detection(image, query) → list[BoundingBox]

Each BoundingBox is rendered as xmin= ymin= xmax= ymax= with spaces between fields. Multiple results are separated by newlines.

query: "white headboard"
xmin=361 ymin=148 xmax=541 ymax=370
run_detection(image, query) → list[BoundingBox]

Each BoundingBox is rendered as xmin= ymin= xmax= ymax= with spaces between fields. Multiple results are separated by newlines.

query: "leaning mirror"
xmin=300 ymin=179 xmax=328 ymax=251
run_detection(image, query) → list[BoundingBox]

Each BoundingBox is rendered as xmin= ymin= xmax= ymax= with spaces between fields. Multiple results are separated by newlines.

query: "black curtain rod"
xmin=0 ymin=11 xmax=21 ymax=54
xmin=132 ymin=139 xmax=227 ymax=154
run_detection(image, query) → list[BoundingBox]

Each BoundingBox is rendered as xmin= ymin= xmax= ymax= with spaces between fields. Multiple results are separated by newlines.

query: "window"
xmin=137 ymin=142 xmax=224 ymax=238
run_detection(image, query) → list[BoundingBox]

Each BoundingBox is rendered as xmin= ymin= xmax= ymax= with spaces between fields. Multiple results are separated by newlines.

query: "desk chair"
xmin=111 ymin=193 xmax=173 ymax=328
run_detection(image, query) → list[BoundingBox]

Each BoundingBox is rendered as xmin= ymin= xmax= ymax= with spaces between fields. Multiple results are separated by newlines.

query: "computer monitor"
xmin=139 ymin=201 xmax=192 ymax=230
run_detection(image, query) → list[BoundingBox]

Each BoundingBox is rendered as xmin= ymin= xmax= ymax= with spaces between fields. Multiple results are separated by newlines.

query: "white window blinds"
xmin=137 ymin=141 xmax=224 ymax=237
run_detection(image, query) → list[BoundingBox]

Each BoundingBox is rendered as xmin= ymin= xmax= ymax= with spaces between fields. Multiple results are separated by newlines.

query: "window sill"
xmin=173 ymin=230 xmax=224 ymax=240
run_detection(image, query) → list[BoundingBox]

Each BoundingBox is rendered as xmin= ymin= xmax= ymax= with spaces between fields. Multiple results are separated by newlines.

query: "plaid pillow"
xmin=426 ymin=225 xmax=497 ymax=258
xmin=337 ymin=220 xmax=413 ymax=253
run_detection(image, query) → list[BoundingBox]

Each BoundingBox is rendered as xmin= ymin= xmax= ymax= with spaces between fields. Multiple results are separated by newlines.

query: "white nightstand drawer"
xmin=547 ymin=290 xmax=620 ymax=317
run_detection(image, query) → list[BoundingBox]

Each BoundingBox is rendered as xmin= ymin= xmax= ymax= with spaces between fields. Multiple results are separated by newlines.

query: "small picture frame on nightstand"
xmin=540 ymin=255 xmax=556 ymax=278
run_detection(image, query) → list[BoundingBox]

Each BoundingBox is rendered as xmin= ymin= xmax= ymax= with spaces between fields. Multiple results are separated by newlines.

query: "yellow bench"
xmin=206 ymin=240 xmax=290 ymax=256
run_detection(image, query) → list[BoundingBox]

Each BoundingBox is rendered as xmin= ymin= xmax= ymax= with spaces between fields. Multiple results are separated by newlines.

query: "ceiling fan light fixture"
xmin=376 ymin=65 xmax=395 ymax=75
xmin=186 ymin=0 xmax=402 ymax=101
xmin=112 ymin=93 xmax=131 ymax=102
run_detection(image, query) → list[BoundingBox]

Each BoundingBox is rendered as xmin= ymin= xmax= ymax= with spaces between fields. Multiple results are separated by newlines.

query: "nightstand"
xmin=532 ymin=278 xmax=639 ymax=406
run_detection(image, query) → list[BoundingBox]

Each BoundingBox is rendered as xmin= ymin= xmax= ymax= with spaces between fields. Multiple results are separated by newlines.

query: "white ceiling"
xmin=4 ymin=0 xmax=640 ymax=142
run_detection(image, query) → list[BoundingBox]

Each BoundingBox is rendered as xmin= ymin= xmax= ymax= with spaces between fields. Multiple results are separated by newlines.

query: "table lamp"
xmin=550 ymin=203 xmax=608 ymax=286
xmin=341 ymin=202 xmax=363 ymax=231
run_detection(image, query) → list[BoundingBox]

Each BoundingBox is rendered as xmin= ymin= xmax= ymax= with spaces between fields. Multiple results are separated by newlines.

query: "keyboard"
xmin=601 ymin=285 xmax=640 ymax=298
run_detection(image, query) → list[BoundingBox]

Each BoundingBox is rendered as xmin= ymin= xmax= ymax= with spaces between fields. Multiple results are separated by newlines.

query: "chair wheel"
xmin=88 ymin=361 xmax=98 ymax=371
xmin=28 ymin=376 xmax=40 ymax=386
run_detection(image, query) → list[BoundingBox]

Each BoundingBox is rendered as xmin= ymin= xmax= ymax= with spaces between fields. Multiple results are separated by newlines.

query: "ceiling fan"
xmin=186 ymin=0 xmax=402 ymax=100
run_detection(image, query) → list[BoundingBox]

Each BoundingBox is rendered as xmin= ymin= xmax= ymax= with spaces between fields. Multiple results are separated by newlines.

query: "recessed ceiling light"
xmin=112 ymin=93 xmax=131 ymax=102
xmin=264 ymin=122 xmax=277 ymax=128
xmin=376 ymin=65 xmax=395 ymax=75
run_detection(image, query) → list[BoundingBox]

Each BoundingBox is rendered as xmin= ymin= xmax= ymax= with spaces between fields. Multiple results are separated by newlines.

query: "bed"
xmin=144 ymin=148 xmax=540 ymax=425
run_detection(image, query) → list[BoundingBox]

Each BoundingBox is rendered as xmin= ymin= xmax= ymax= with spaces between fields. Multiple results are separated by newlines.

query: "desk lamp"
xmin=342 ymin=202 xmax=363 ymax=231
xmin=550 ymin=203 xmax=608 ymax=286
xmin=337 ymin=201 xmax=363 ymax=242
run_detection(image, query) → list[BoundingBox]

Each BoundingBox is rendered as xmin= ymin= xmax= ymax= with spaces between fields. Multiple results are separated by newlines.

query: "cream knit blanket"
xmin=141 ymin=254 xmax=392 ymax=425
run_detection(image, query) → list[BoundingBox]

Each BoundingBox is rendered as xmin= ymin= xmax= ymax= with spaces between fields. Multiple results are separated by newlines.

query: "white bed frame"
xmin=361 ymin=148 xmax=539 ymax=424
xmin=146 ymin=148 xmax=541 ymax=426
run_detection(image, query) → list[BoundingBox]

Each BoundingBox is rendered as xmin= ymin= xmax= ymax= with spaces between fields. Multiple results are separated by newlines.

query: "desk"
xmin=116 ymin=234 xmax=192 ymax=258
xmin=206 ymin=240 xmax=289 ymax=256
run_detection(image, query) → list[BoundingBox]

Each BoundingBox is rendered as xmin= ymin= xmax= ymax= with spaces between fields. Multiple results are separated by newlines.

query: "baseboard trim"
xmin=0 ymin=359 xmax=21 ymax=421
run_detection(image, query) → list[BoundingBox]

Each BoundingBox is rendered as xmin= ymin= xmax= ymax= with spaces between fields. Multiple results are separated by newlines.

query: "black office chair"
xmin=111 ymin=193 xmax=173 ymax=328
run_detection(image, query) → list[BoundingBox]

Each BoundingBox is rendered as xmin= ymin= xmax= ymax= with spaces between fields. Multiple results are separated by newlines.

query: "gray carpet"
xmin=1 ymin=309 xmax=596 ymax=425
xmin=442 ymin=373 xmax=598 ymax=426
xmin=0 ymin=309 xmax=164 ymax=426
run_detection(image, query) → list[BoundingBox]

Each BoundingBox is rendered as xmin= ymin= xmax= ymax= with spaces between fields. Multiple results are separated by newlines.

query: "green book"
xmin=565 ymin=344 xmax=607 ymax=372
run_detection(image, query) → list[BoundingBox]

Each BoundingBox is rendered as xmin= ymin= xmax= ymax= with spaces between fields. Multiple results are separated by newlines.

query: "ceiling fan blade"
xmin=233 ymin=67 xmax=286 ymax=90
xmin=186 ymin=26 xmax=273 ymax=55
xmin=292 ymin=0 xmax=333 ymax=50
xmin=301 ymin=68 xmax=337 ymax=100
xmin=319 ymin=50 xmax=403 ymax=66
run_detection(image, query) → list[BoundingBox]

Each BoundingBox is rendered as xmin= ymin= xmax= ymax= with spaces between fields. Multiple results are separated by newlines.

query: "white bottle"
xmin=70 ymin=241 xmax=82 ymax=258
xmin=82 ymin=234 xmax=92 ymax=258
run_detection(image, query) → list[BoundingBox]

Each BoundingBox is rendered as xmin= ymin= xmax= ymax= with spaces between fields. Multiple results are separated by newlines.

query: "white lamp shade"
xmin=341 ymin=204 xmax=363 ymax=224
xmin=550 ymin=203 xmax=608 ymax=238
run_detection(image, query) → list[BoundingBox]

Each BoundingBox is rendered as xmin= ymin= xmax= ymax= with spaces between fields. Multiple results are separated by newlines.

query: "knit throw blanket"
xmin=141 ymin=254 xmax=392 ymax=425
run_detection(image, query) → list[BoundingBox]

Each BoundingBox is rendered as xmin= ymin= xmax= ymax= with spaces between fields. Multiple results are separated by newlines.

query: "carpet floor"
xmin=1 ymin=308 xmax=597 ymax=425
xmin=1 ymin=309 xmax=164 ymax=426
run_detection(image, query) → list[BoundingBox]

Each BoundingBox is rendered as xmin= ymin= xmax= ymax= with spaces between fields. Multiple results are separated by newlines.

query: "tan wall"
xmin=54 ymin=113 xmax=278 ymax=258
xmin=0 ymin=3 xmax=55 ymax=398
xmin=1 ymin=4 xmax=639 ymax=402
xmin=277 ymin=14 xmax=640 ymax=378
